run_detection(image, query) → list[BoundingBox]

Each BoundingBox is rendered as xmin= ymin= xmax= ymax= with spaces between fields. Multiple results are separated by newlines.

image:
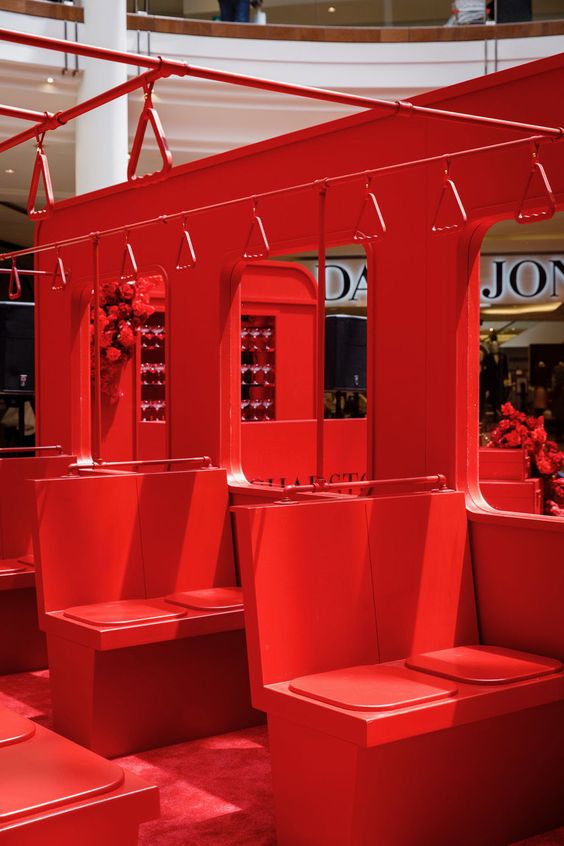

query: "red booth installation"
xmin=0 ymin=23 xmax=564 ymax=846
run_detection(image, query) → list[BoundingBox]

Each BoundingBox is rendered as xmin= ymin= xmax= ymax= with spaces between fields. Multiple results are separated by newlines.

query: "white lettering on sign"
xmin=299 ymin=255 xmax=564 ymax=307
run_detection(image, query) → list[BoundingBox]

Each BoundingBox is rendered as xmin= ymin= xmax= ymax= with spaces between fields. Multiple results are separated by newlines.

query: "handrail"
xmin=126 ymin=14 xmax=564 ymax=44
xmin=0 ymin=445 xmax=63 ymax=454
xmin=1 ymin=131 xmax=560 ymax=267
xmin=67 ymin=456 xmax=213 ymax=474
xmin=0 ymin=27 xmax=562 ymax=140
xmin=281 ymin=474 xmax=448 ymax=499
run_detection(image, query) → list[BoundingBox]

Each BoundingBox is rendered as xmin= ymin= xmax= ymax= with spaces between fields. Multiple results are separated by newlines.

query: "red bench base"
xmin=0 ymin=588 xmax=47 ymax=674
xmin=268 ymin=699 xmax=564 ymax=846
xmin=48 ymin=629 xmax=264 ymax=757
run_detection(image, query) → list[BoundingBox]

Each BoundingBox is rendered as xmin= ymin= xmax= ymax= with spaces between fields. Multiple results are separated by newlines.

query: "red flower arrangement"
xmin=90 ymin=276 xmax=155 ymax=402
xmin=488 ymin=402 xmax=564 ymax=517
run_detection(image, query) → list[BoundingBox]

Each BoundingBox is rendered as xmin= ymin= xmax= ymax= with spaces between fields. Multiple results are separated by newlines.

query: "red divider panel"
xmin=135 ymin=469 xmax=237 ymax=596
xmin=0 ymin=455 xmax=73 ymax=559
xmin=365 ymin=491 xmax=479 ymax=661
xmin=233 ymin=498 xmax=379 ymax=693
xmin=33 ymin=475 xmax=145 ymax=614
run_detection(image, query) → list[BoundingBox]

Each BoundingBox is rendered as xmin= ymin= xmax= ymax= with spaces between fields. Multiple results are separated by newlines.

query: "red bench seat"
xmin=32 ymin=467 xmax=260 ymax=756
xmin=232 ymin=489 xmax=564 ymax=846
xmin=0 ymin=705 xmax=158 ymax=844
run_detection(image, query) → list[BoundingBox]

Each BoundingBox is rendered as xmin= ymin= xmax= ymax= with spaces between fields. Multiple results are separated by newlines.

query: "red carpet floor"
xmin=0 ymin=669 xmax=563 ymax=846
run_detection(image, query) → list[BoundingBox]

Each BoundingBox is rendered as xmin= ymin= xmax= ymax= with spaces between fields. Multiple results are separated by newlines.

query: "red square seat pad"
xmin=0 ymin=709 xmax=36 ymax=747
xmin=406 ymin=645 xmax=562 ymax=685
xmin=63 ymin=598 xmax=187 ymax=626
xmin=289 ymin=665 xmax=458 ymax=711
xmin=165 ymin=587 xmax=243 ymax=611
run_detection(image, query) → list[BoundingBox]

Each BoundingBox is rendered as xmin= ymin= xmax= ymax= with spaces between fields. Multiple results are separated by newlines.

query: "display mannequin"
xmin=551 ymin=361 xmax=564 ymax=441
xmin=484 ymin=341 xmax=508 ymax=416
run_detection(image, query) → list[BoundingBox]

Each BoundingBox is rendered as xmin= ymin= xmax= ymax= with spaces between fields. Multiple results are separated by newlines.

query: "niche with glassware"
xmin=240 ymin=315 xmax=275 ymax=422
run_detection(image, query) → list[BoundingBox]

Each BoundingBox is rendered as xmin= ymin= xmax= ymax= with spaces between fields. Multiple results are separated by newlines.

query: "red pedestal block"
xmin=32 ymin=467 xmax=261 ymax=756
xmin=479 ymin=448 xmax=531 ymax=481
xmin=233 ymin=490 xmax=564 ymax=846
xmin=0 ymin=455 xmax=74 ymax=673
xmin=0 ymin=704 xmax=159 ymax=845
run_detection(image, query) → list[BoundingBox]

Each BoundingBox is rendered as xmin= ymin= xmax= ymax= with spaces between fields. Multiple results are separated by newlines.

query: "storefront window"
xmin=478 ymin=212 xmax=564 ymax=516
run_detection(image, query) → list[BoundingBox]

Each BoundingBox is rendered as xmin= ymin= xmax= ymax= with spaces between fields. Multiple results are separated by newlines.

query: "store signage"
xmin=303 ymin=255 xmax=564 ymax=308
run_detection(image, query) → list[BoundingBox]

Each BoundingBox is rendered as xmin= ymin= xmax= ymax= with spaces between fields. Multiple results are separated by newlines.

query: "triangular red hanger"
xmin=27 ymin=140 xmax=55 ymax=220
xmin=128 ymin=86 xmax=173 ymax=184
xmin=176 ymin=223 xmax=197 ymax=271
xmin=515 ymin=160 xmax=556 ymax=224
xmin=244 ymin=212 xmax=269 ymax=260
xmin=52 ymin=253 xmax=68 ymax=292
xmin=353 ymin=190 xmax=386 ymax=241
xmin=120 ymin=236 xmax=138 ymax=282
xmin=431 ymin=176 xmax=467 ymax=234
xmin=8 ymin=261 xmax=21 ymax=300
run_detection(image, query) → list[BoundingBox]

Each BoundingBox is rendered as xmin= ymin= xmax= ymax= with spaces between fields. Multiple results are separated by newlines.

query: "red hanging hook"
xmin=176 ymin=217 xmax=197 ymax=271
xmin=431 ymin=159 xmax=467 ymax=234
xmin=244 ymin=199 xmax=270 ymax=260
xmin=120 ymin=232 xmax=138 ymax=281
xmin=27 ymin=133 xmax=55 ymax=220
xmin=353 ymin=178 xmax=386 ymax=241
xmin=52 ymin=247 xmax=68 ymax=292
xmin=127 ymin=80 xmax=173 ymax=185
xmin=515 ymin=143 xmax=556 ymax=224
xmin=8 ymin=260 xmax=22 ymax=300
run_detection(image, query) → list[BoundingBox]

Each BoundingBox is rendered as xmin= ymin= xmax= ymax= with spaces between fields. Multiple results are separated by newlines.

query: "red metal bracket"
xmin=244 ymin=201 xmax=270 ymax=260
xmin=127 ymin=82 xmax=173 ymax=184
xmin=431 ymin=161 xmax=467 ymax=234
xmin=51 ymin=249 xmax=68 ymax=291
xmin=120 ymin=233 xmax=138 ymax=281
xmin=515 ymin=148 xmax=556 ymax=224
xmin=27 ymin=135 xmax=55 ymax=220
xmin=175 ymin=218 xmax=197 ymax=270
xmin=353 ymin=181 xmax=386 ymax=241
xmin=8 ymin=260 xmax=21 ymax=300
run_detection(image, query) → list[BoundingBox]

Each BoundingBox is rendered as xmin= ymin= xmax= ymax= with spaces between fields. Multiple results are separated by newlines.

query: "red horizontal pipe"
xmin=0 ymin=104 xmax=51 ymax=122
xmin=0 ymin=130 xmax=556 ymax=267
xmin=68 ymin=455 xmax=212 ymax=473
xmin=0 ymin=268 xmax=49 ymax=276
xmin=0 ymin=27 xmax=562 ymax=139
xmin=282 ymin=474 xmax=447 ymax=498
xmin=0 ymin=445 xmax=63 ymax=454
xmin=0 ymin=68 xmax=168 ymax=157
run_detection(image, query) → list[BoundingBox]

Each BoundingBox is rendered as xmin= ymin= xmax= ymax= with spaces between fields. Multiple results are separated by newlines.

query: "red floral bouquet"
xmin=488 ymin=402 xmax=564 ymax=517
xmin=90 ymin=276 xmax=155 ymax=402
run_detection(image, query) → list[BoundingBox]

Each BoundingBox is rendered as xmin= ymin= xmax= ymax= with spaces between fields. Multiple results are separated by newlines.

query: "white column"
xmin=75 ymin=0 xmax=128 ymax=196
xmin=383 ymin=0 xmax=394 ymax=26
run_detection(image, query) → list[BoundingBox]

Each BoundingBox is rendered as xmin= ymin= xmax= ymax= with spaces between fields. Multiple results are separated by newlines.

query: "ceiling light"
xmin=328 ymin=5 xmax=336 ymax=11
xmin=480 ymin=302 xmax=562 ymax=317
xmin=46 ymin=76 xmax=55 ymax=84
xmin=4 ymin=168 xmax=15 ymax=174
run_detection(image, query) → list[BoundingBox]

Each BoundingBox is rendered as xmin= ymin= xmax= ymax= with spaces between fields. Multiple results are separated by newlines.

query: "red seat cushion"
xmin=165 ymin=587 xmax=244 ymax=611
xmin=406 ymin=645 xmax=562 ymax=685
xmin=0 ymin=708 xmax=36 ymax=747
xmin=289 ymin=665 xmax=457 ymax=711
xmin=0 ymin=724 xmax=125 ymax=822
xmin=64 ymin=599 xmax=187 ymax=627
xmin=0 ymin=559 xmax=30 ymax=576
